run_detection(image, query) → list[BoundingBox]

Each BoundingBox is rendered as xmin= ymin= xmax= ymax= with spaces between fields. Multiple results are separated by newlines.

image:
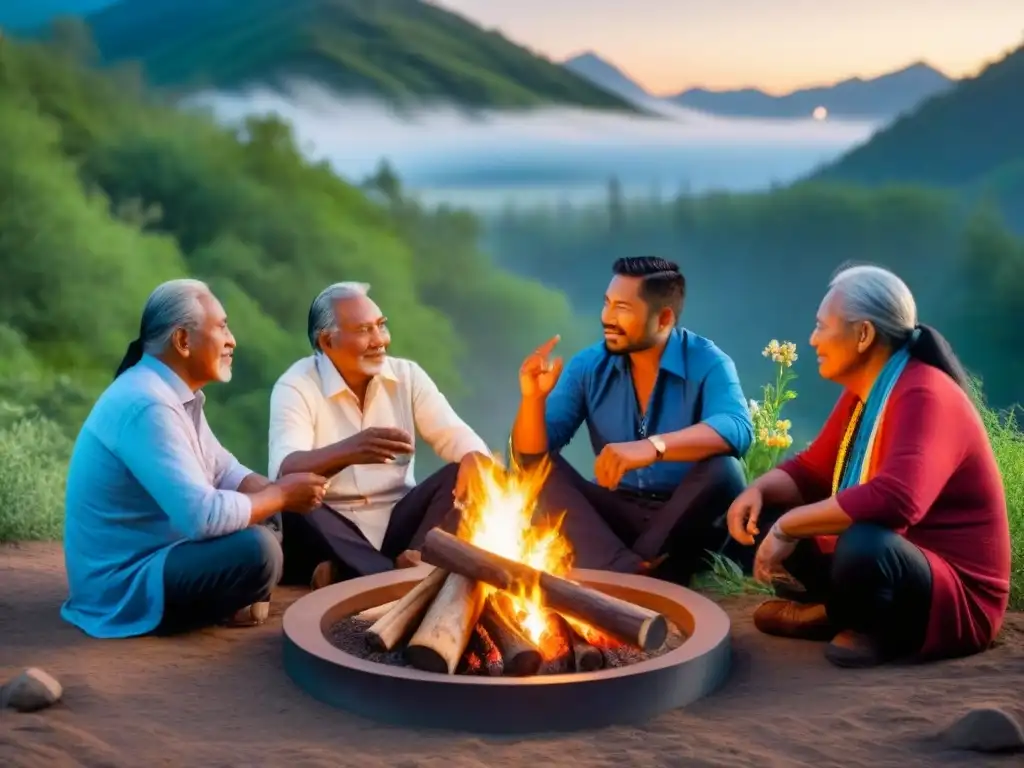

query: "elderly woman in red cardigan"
xmin=727 ymin=264 xmax=1011 ymax=668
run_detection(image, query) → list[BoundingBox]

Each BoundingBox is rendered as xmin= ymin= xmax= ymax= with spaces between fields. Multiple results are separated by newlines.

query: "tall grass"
xmin=0 ymin=416 xmax=72 ymax=542
xmin=978 ymin=397 xmax=1024 ymax=610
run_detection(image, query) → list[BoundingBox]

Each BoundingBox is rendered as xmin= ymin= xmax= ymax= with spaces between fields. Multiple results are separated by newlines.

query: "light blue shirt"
xmin=61 ymin=355 xmax=254 ymax=638
xmin=543 ymin=328 xmax=754 ymax=495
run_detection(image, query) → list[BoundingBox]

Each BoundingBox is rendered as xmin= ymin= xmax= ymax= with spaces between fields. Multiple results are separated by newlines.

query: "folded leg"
xmin=157 ymin=526 xmax=283 ymax=634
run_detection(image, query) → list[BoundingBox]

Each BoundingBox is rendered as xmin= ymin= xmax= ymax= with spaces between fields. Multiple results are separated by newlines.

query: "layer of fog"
xmin=191 ymin=80 xmax=881 ymax=211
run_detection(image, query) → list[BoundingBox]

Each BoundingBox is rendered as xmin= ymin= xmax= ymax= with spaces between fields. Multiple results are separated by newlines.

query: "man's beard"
xmin=602 ymin=327 xmax=659 ymax=358
xmin=603 ymin=334 xmax=658 ymax=355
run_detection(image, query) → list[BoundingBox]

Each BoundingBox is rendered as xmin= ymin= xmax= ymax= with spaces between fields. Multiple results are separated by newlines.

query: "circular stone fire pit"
xmin=282 ymin=564 xmax=731 ymax=733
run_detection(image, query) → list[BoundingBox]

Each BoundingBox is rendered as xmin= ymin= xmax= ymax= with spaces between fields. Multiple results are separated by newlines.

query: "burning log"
xmin=567 ymin=624 xmax=605 ymax=672
xmin=421 ymin=529 xmax=669 ymax=652
xmin=457 ymin=624 xmax=504 ymax=676
xmin=405 ymin=573 xmax=485 ymax=674
xmin=365 ymin=567 xmax=448 ymax=652
xmin=539 ymin=613 xmax=574 ymax=675
xmin=479 ymin=593 xmax=543 ymax=677
xmin=457 ymin=649 xmax=484 ymax=675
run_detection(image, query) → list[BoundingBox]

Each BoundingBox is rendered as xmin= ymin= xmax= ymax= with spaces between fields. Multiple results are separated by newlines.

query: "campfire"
xmin=330 ymin=457 xmax=681 ymax=677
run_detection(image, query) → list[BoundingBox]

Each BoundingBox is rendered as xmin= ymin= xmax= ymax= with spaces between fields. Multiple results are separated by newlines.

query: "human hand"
xmin=594 ymin=440 xmax=657 ymax=490
xmin=752 ymin=523 xmax=798 ymax=584
xmin=339 ymin=427 xmax=415 ymax=465
xmin=519 ymin=335 xmax=563 ymax=399
xmin=454 ymin=451 xmax=496 ymax=506
xmin=726 ymin=486 xmax=765 ymax=546
xmin=275 ymin=472 xmax=329 ymax=513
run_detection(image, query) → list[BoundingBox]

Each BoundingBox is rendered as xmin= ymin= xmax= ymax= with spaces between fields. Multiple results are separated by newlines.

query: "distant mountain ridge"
xmin=563 ymin=51 xmax=955 ymax=120
xmin=563 ymin=52 xmax=653 ymax=102
xmin=811 ymin=42 xmax=1024 ymax=187
xmin=12 ymin=0 xmax=636 ymax=112
xmin=674 ymin=63 xmax=954 ymax=119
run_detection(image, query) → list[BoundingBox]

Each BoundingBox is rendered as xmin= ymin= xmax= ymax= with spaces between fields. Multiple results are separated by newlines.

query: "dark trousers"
xmin=280 ymin=463 xmax=462 ymax=584
xmin=543 ymin=454 xmax=747 ymax=584
xmin=156 ymin=525 xmax=283 ymax=634
xmin=778 ymin=521 xmax=933 ymax=656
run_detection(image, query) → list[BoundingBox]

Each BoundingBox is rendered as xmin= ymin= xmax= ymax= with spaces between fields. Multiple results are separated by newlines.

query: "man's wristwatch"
xmin=647 ymin=435 xmax=666 ymax=461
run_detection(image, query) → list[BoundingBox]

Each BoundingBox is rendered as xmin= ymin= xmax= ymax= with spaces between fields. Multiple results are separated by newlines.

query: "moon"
xmin=812 ymin=106 xmax=828 ymax=121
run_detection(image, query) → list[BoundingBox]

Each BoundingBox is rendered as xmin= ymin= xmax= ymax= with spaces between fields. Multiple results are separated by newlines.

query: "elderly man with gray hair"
xmin=62 ymin=279 xmax=329 ymax=638
xmin=269 ymin=281 xmax=493 ymax=588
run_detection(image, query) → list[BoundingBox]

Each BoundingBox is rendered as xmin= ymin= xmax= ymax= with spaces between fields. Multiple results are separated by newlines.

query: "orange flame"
xmin=456 ymin=453 xmax=573 ymax=658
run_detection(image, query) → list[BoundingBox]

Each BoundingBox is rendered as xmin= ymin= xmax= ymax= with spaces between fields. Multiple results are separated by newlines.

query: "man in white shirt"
xmin=268 ymin=281 xmax=493 ymax=587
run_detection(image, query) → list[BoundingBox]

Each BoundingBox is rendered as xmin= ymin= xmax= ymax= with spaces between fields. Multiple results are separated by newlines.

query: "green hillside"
xmin=0 ymin=35 xmax=593 ymax=532
xmin=812 ymin=41 xmax=1024 ymax=186
xmin=65 ymin=0 xmax=635 ymax=110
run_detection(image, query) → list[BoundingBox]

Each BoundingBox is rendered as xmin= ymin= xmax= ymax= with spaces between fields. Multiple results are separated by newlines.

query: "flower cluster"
xmin=762 ymin=339 xmax=798 ymax=368
xmin=742 ymin=340 xmax=800 ymax=482
xmin=757 ymin=418 xmax=793 ymax=449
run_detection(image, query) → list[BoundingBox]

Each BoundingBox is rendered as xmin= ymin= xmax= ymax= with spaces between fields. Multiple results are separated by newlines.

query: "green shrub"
xmin=0 ymin=416 xmax=73 ymax=542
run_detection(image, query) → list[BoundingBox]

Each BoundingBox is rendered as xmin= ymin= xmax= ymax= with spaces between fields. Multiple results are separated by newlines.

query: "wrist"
xmin=328 ymin=441 xmax=357 ymax=470
xmin=646 ymin=435 xmax=666 ymax=462
xmin=771 ymin=518 xmax=798 ymax=544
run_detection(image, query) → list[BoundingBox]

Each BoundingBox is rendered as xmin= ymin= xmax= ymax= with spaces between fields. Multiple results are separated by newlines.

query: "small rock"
xmin=942 ymin=706 xmax=1024 ymax=754
xmin=0 ymin=667 xmax=63 ymax=713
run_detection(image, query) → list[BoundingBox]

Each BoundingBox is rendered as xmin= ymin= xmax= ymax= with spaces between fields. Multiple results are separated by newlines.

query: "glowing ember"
xmin=456 ymin=454 xmax=574 ymax=657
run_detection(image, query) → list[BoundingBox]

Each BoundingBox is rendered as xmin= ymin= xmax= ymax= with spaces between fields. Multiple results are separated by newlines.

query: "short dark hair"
xmin=612 ymin=256 xmax=685 ymax=319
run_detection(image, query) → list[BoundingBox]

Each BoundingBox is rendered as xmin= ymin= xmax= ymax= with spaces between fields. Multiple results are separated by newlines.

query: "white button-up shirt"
xmin=268 ymin=354 xmax=490 ymax=548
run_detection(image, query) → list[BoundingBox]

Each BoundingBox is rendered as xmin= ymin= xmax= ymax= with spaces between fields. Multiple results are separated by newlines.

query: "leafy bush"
xmin=0 ymin=416 xmax=72 ymax=542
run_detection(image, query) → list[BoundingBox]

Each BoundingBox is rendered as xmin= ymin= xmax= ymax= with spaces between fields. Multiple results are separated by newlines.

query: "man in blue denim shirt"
xmin=512 ymin=257 xmax=754 ymax=584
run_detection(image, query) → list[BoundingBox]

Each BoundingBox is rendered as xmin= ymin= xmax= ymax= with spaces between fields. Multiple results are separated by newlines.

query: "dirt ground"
xmin=2 ymin=542 xmax=1021 ymax=768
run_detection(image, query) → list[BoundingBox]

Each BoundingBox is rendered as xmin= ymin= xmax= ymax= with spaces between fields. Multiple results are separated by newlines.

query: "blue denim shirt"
xmin=544 ymin=328 xmax=753 ymax=494
xmin=61 ymin=355 xmax=254 ymax=638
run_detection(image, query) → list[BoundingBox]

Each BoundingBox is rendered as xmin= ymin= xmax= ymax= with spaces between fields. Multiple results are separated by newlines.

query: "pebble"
xmin=0 ymin=667 xmax=63 ymax=713
xmin=941 ymin=706 xmax=1024 ymax=754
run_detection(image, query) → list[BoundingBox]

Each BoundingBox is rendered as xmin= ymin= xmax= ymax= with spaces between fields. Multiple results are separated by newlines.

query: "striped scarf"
xmin=831 ymin=329 xmax=920 ymax=495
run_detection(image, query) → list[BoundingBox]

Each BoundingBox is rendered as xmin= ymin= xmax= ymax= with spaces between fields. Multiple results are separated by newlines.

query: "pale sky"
xmin=438 ymin=0 xmax=1024 ymax=94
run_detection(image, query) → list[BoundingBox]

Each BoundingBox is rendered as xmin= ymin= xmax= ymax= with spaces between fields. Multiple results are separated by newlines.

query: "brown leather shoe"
xmin=824 ymin=630 xmax=887 ymax=668
xmin=752 ymin=599 xmax=835 ymax=641
xmin=311 ymin=560 xmax=340 ymax=591
xmin=771 ymin=575 xmax=812 ymax=603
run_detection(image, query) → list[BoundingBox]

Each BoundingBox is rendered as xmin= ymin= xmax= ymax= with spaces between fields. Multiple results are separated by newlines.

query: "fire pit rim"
xmin=283 ymin=563 xmax=730 ymax=686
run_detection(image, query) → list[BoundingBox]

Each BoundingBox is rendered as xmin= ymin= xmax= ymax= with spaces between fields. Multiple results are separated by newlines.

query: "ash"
xmin=600 ymin=622 xmax=686 ymax=667
xmin=329 ymin=617 xmax=413 ymax=668
xmin=328 ymin=615 xmax=687 ymax=675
